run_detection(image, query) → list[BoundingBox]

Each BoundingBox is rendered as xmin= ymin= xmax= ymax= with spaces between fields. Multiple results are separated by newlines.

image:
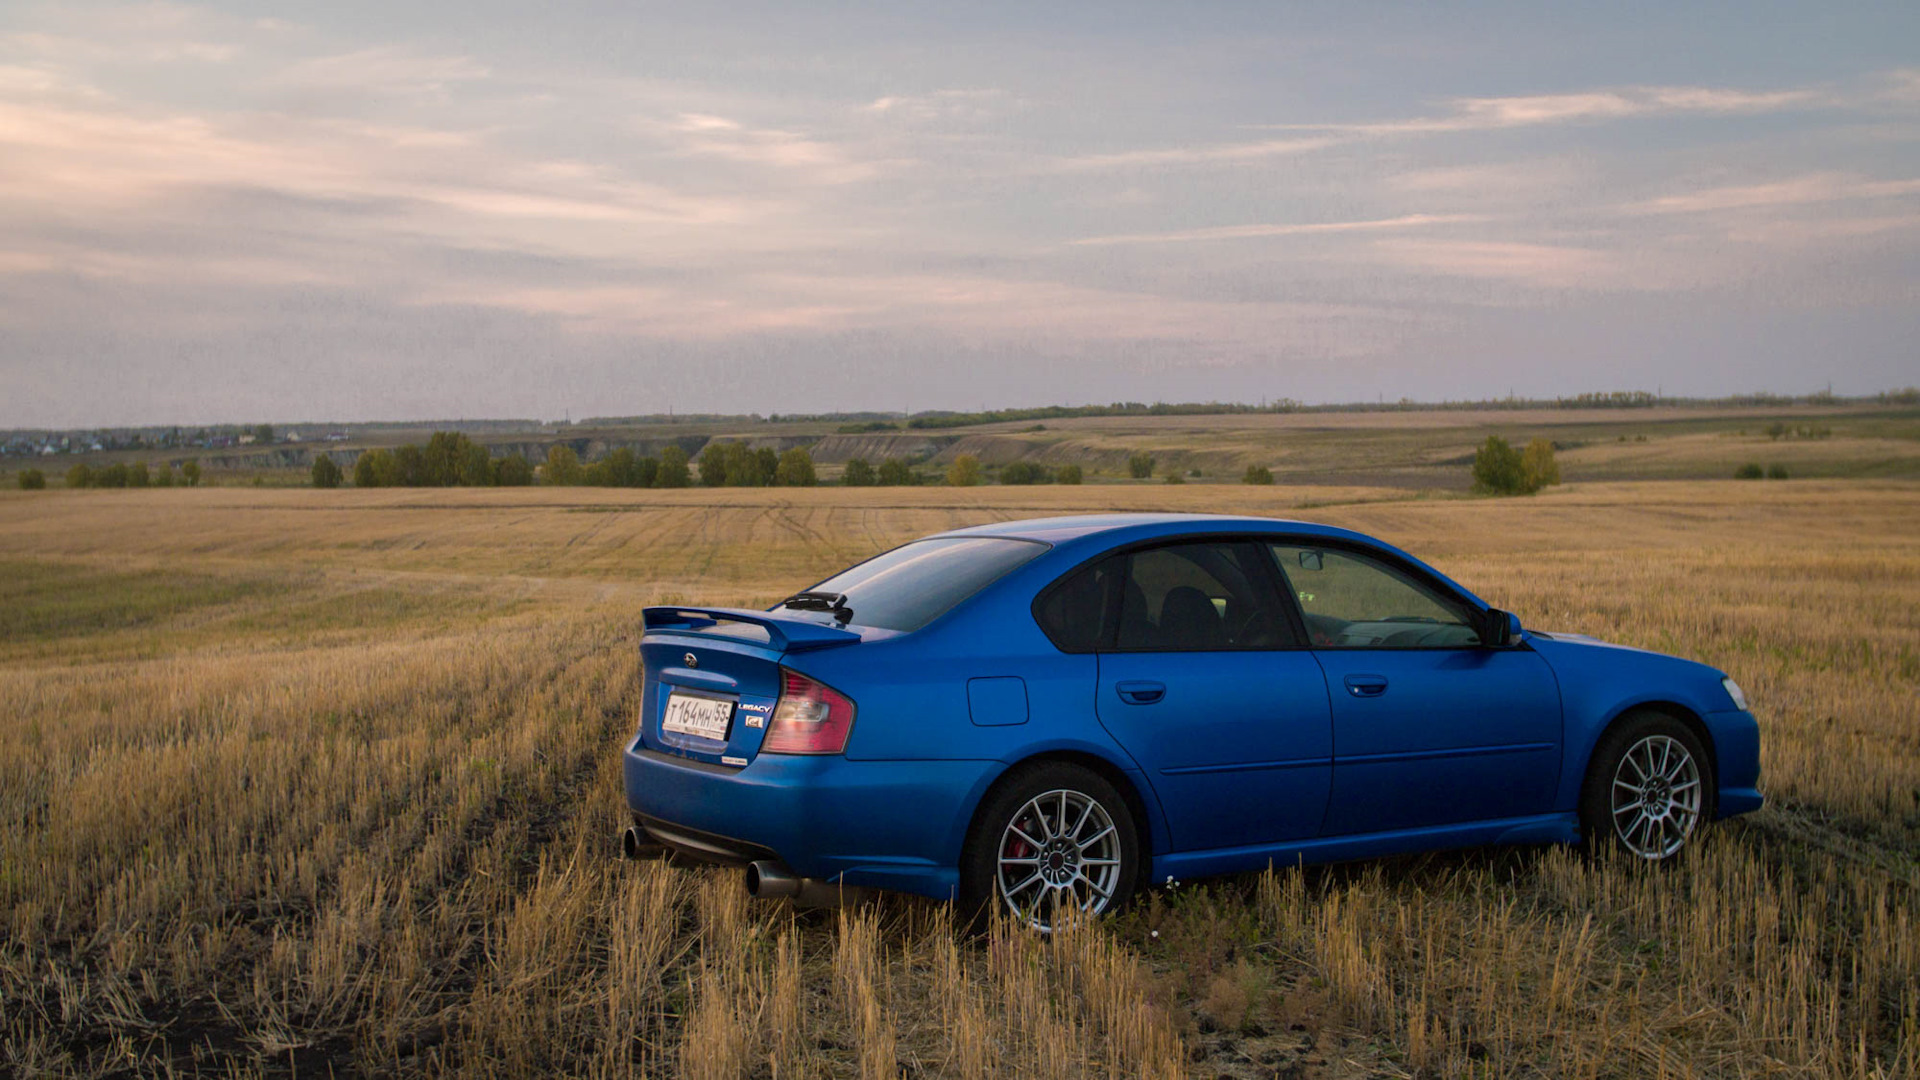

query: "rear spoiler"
xmin=641 ymin=606 xmax=863 ymax=653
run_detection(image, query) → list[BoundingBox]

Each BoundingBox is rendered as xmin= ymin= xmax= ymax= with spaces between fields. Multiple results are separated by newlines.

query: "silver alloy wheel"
xmin=995 ymin=788 xmax=1123 ymax=931
xmin=1610 ymin=733 xmax=1704 ymax=859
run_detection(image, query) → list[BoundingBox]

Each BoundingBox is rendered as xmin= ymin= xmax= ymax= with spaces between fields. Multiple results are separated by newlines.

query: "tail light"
xmin=762 ymin=668 xmax=856 ymax=754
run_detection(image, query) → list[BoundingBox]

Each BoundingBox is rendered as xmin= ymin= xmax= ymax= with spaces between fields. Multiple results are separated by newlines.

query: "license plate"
xmin=662 ymin=692 xmax=735 ymax=742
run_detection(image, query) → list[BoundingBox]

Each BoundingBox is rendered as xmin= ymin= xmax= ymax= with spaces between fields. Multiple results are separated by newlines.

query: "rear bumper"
xmin=622 ymin=741 xmax=998 ymax=901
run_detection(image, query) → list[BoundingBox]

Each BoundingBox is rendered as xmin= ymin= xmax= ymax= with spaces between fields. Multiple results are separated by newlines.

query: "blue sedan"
xmin=623 ymin=514 xmax=1761 ymax=929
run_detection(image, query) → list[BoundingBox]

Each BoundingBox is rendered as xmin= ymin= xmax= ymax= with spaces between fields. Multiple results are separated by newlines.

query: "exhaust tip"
xmin=622 ymin=826 xmax=668 ymax=861
xmin=745 ymin=860 xmax=801 ymax=899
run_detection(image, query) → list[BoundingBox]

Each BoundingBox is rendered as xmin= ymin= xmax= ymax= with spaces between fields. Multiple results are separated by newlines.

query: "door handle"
xmin=1344 ymin=674 xmax=1389 ymax=698
xmin=1116 ymin=681 xmax=1166 ymax=705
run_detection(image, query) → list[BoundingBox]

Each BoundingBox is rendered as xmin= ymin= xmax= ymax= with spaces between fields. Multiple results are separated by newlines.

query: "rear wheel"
xmin=959 ymin=762 xmax=1139 ymax=932
xmin=1581 ymin=711 xmax=1713 ymax=861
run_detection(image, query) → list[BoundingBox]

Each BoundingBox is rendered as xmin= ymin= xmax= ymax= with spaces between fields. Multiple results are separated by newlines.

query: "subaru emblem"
xmin=684 ymin=652 xmax=698 ymax=668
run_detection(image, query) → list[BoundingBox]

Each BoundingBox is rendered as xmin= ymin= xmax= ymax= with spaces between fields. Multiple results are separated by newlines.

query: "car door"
xmin=1077 ymin=540 xmax=1332 ymax=853
xmin=1268 ymin=541 xmax=1563 ymax=837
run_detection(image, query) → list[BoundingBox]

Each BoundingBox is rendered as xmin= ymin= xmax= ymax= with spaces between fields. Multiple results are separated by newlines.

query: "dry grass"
xmin=0 ymin=478 xmax=1915 ymax=1076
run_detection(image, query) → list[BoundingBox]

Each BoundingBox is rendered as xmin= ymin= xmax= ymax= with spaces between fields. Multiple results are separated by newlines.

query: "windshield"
xmin=778 ymin=537 xmax=1046 ymax=632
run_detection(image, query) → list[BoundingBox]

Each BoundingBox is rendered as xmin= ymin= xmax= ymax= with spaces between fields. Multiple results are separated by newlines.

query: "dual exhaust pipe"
xmin=744 ymin=860 xmax=872 ymax=907
xmin=621 ymin=827 xmax=869 ymax=907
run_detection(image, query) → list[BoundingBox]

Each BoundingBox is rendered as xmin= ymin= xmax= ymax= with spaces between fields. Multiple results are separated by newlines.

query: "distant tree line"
xmin=64 ymin=460 xmax=200 ymax=488
xmin=696 ymin=442 xmax=816 ymax=487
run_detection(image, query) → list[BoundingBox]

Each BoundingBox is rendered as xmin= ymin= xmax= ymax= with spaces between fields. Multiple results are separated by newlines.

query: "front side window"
xmin=778 ymin=536 xmax=1046 ymax=633
xmin=1270 ymin=544 xmax=1477 ymax=648
xmin=1037 ymin=541 xmax=1295 ymax=652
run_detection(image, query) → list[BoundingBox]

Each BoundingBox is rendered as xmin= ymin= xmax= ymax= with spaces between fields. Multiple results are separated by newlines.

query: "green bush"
xmin=65 ymin=464 xmax=93 ymax=489
xmin=1056 ymin=464 xmax=1082 ymax=485
xmin=128 ymin=463 xmax=150 ymax=488
xmin=656 ymin=446 xmax=691 ymax=488
xmin=154 ymin=464 xmax=176 ymax=488
xmin=17 ymin=468 xmax=46 ymax=490
xmin=395 ymin=445 xmax=429 ymax=486
xmin=493 ymin=454 xmax=534 ymax=486
xmin=99 ymin=463 xmax=131 ymax=488
xmin=1127 ymin=451 xmax=1155 ymax=479
xmin=354 ymin=448 xmax=399 ymax=488
xmin=1163 ymin=470 xmax=1185 ymax=485
xmin=1520 ymin=438 xmax=1561 ymax=490
xmin=947 ymin=454 xmax=982 ymax=487
xmin=773 ymin=448 xmax=816 ymax=487
xmin=876 ymin=458 xmax=915 ymax=486
xmin=310 ymin=455 xmax=343 ymax=489
xmin=1767 ymin=464 xmax=1790 ymax=480
xmin=843 ymin=458 xmax=875 ymax=486
xmin=1472 ymin=435 xmax=1557 ymax=495
xmin=543 ymin=444 xmax=584 ymax=485
xmin=1734 ymin=462 xmax=1764 ymax=479
xmin=999 ymin=461 xmax=1049 ymax=485
xmin=1243 ymin=465 xmax=1274 ymax=485
xmin=634 ymin=456 xmax=660 ymax=488
xmin=181 ymin=460 xmax=201 ymax=487
xmin=458 ymin=441 xmax=494 ymax=486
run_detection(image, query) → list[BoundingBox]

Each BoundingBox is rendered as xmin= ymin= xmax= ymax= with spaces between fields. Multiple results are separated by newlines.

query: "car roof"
xmin=934 ymin=512 xmax=1370 ymax=546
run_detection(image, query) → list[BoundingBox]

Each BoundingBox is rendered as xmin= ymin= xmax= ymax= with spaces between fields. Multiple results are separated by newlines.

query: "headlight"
xmin=1722 ymin=676 xmax=1748 ymax=711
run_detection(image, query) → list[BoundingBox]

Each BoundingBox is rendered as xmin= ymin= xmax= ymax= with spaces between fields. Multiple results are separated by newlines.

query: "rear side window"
xmin=1035 ymin=541 xmax=1298 ymax=652
xmin=780 ymin=537 xmax=1046 ymax=633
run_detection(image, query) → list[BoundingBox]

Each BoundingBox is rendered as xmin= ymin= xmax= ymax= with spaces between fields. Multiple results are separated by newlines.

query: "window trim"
xmin=1262 ymin=536 xmax=1486 ymax=651
xmin=1030 ymin=533 xmax=1310 ymax=654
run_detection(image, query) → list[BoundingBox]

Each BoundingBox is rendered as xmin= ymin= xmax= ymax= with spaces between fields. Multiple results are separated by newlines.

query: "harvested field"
xmin=1 ymin=478 xmax=1916 ymax=1077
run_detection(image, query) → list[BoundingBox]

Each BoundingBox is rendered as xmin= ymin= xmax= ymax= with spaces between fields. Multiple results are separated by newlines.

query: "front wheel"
xmin=958 ymin=763 xmax=1140 ymax=932
xmin=1580 ymin=711 xmax=1714 ymax=861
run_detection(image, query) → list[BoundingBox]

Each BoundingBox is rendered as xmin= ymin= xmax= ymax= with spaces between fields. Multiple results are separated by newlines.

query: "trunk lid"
xmin=635 ymin=607 xmax=861 ymax=768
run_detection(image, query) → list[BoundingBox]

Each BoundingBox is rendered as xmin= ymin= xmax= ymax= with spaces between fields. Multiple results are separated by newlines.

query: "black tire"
xmin=958 ymin=762 xmax=1141 ymax=932
xmin=1580 ymin=710 xmax=1715 ymax=862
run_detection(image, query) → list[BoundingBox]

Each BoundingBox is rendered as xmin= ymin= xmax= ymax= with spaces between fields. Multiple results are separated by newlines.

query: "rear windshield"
xmin=779 ymin=537 xmax=1046 ymax=632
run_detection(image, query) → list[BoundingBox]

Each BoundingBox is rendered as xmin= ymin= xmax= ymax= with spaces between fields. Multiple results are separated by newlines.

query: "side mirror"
xmin=1479 ymin=607 xmax=1522 ymax=648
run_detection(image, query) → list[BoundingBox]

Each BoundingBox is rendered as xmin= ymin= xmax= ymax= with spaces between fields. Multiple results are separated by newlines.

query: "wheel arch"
xmin=964 ymin=750 xmax=1158 ymax=872
xmin=1588 ymin=700 xmax=1720 ymax=802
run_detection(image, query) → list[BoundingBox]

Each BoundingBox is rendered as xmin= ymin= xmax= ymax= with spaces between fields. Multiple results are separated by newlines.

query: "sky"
xmin=2 ymin=1 xmax=1917 ymax=427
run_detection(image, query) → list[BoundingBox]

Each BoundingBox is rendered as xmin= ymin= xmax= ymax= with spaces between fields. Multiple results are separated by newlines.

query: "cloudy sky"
xmin=3 ymin=1 xmax=1917 ymax=426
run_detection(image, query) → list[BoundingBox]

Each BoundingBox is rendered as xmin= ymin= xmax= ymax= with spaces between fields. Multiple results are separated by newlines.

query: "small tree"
xmin=754 ymin=447 xmax=780 ymax=485
xmin=601 ymin=447 xmax=640 ymax=487
xmin=1243 ymin=465 xmax=1275 ymax=485
xmin=18 ymin=468 xmax=46 ymax=490
xmin=253 ymin=423 xmax=275 ymax=445
xmin=1000 ymin=461 xmax=1049 ymax=485
xmin=634 ymin=456 xmax=660 ymax=488
xmin=1767 ymin=464 xmax=1790 ymax=480
xmin=544 ymin=444 xmax=584 ymax=485
xmin=311 ymin=455 xmax=343 ymax=489
xmin=154 ymin=464 xmax=176 ymax=488
xmin=699 ymin=443 xmax=730 ymax=487
xmin=843 ymin=458 xmax=875 ymax=486
xmin=1471 ymin=436 xmax=1529 ymax=495
xmin=1734 ymin=463 xmax=1764 ymax=479
xmin=395 ymin=444 xmax=430 ymax=486
xmin=947 ymin=454 xmax=982 ymax=487
xmin=1163 ymin=469 xmax=1185 ymax=484
xmin=493 ymin=454 xmax=534 ymax=486
xmin=459 ymin=442 xmax=494 ymax=486
xmin=1127 ymin=451 xmax=1155 ymax=479
xmin=66 ymin=464 xmax=94 ymax=489
xmin=657 ymin=445 xmax=692 ymax=488
xmin=1520 ymin=439 xmax=1560 ymax=491
xmin=128 ymin=462 xmax=150 ymax=488
xmin=876 ymin=458 xmax=915 ymax=486
xmin=1056 ymin=464 xmax=1083 ymax=485
xmin=774 ymin=448 xmax=816 ymax=487
xmin=181 ymin=459 xmax=202 ymax=487
xmin=99 ymin=463 xmax=130 ymax=488
xmin=353 ymin=449 xmax=396 ymax=487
